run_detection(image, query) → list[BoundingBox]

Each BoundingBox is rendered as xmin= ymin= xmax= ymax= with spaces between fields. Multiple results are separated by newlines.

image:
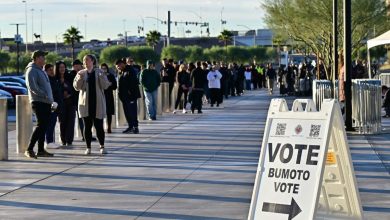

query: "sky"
xmin=0 ymin=0 xmax=266 ymax=44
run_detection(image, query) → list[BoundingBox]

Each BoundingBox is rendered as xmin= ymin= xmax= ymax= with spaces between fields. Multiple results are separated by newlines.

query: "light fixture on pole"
xmin=10 ymin=23 xmax=25 ymax=75
xmin=22 ymin=0 xmax=28 ymax=52
xmin=30 ymin=8 xmax=34 ymax=44
xmin=84 ymin=14 xmax=87 ymax=41
xmin=40 ymin=9 xmax=43 ymax=42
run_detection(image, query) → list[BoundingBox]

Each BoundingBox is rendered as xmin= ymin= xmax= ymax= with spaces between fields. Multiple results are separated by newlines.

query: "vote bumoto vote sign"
xmin=254 ymin=118 xmax=327 ymax=220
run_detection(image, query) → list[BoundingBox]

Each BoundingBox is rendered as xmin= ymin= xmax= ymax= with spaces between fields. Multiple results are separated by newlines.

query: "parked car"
xmin=0 ymin=82 xmax=28 ymax=99
xmin=1 ymin=81 xmax=23 ymax=87
xmin=0 ymin=89 xmax=14 ymax=106
xmin=0 ymin=76 xmax=27 ymax=88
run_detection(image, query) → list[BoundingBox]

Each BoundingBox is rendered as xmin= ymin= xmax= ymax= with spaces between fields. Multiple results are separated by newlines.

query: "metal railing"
xmin=312 ymin=80 xmax=339 ymax=111
xmin=0 ymin=98 xmax=8 ymax=160
xmin=352 ymin=79 xmax=382 ymax=134
xmin=379 ymin=73 xmax=390 ymax=87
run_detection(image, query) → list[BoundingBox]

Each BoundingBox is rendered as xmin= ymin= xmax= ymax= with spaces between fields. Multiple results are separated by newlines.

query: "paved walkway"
xmin=0 ymin=90 xmax=389 ymax=220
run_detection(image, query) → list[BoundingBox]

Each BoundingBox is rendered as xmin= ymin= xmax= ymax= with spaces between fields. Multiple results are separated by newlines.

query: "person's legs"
xmin=121 ymin=99 xmax=132 ymax=128
xmin=45 ymin=111 xmax=57 ymax=144
xmin=385 ymin=107 xmax=390 ymax=116
xmin=246 ymin=80 xmax=251 ymax=90
xmin=82 ymin=117 xmax=93 ymax=148
xmin=76 ymin=109 xmax=84 ymax=140
xmin=28 ymin=102 xmax=51 ymax=153
xmin=144 ymin=91 xmax=154 ymax=119
xmin=93 ymin=118 xmax=105 ymax=146
xmin=210 ymin=88 xmax=217 ymax=105
xmin=65 ymin=104 xmax=76 ymax=145
xmin=175 ymin=87 xmax=183 ymax=110
xmin=152 ymin=90 xmax=158 ymax=118
xmin=106 ymin=114 xmax=112 ymax=132
xmin=58 ymin=106 xmax=67 ymax=145
xmin=183 ymin=90 xmax=188 ymax=109
xmin=128 ymin=100 xmax=139 ymax=128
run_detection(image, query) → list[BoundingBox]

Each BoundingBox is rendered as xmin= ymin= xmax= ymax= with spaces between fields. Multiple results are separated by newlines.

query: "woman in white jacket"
xmin=207 ymin=65 xmax=222 ymax=107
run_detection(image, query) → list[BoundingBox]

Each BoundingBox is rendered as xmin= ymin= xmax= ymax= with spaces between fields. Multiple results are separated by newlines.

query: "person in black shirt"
xmin=190 ymin=61 xmax=205 ymax=114
xmin=100 ymin=63 xmax=117 ymax=133
xmin=160 ymin=58 xmax=176 ymax=97
xmin=174 ymin=64 xmax=191 ymax=114
xmin=116 ymin=59 xmax=141 ymax=134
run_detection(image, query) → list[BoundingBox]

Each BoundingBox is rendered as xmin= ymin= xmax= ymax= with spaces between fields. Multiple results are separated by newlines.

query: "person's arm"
xmin=73 ymin=70 xmax=86 ymax=91
xmin=27 ymin=68 xmax=49 ymax=99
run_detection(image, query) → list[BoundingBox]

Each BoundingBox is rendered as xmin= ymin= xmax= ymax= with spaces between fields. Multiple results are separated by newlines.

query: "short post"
xmin=0 ymin=98 xmax=8 ymax=160
xmin=157 ymin=85 xmax=163 ymax=115
xmin=138 ymin=85 xmax=146 ymax=120
xmin=115 ymin=91 xmax=126 ymax=127
xmin=162 ymin=82 xmax=170 ymax=113
xmin=16 ymin=95 xmax=33 ymax=154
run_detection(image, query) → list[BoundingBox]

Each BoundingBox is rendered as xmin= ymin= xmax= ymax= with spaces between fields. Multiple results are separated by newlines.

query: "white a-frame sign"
xmin=248 ymin=99 xmax=363 ymax=220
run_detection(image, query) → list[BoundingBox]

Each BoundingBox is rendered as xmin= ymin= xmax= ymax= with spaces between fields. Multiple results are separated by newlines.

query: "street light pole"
xmin=84 ymin=14 xmax=87 ymax=42
xmin=10 ymin=23 xmax=25 ymax=75
xmin=333 ymin=0 xmax=338 ymax=98
xmin=40 ymin=9 xmax=43 ymax=42
xmin=31 ymin=8 xmax=34 ymax=44
xmin=22 ymin=0 xmax=28 ymax=52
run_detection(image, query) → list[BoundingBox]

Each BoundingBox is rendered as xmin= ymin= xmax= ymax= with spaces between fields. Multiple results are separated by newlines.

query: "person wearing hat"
xmin=140 ymin=60 xmax=161 ymax=120
xmin=25 ymin=50 xmax=57 ymax=158
xmin=116 ymin=59 xmax=141 ymax=133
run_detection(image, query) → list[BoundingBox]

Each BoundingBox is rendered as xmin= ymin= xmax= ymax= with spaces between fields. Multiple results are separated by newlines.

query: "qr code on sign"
xmin=276 ymin=123 xmax=287 ymax=135
xmin=309 ymin=125 xmax=321 ymax=137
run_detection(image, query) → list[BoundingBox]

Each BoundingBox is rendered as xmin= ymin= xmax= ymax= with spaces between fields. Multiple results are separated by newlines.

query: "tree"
xmin=185 ymin=45 xmax=205 ymax=62
xmin=100 ymin=46 xmax=130 ymax=65
xmin=77 ymin=49 xmax=99 ymax=62
xmin=63 ymin=26 xmax=83 ymax=61
xmin=248 ymin=46 xmax=268 ymax=63
xmin=8 ymin=52 xmax=31 ymax=74
xmin=218 ymin=30 xmax=234 ymax=48
xmin=146 ymin=30 xmax=161 ymax=50
xmin=204 ymin=46 xmax=226 ymax=62
xmin=45 ymin=52 xmax=63 ymax=66
xmin=262 ymin=0 xmax=389 ymax=80
xmin=128 ymin=46 xmax=160 ymax=65
xmin=0 ymin=51 xmax=11 ymax=74
xmin=226 ymin=46 xmax=251 ymax=63
xmin=161 ymin=45 xmax=187 ymax=62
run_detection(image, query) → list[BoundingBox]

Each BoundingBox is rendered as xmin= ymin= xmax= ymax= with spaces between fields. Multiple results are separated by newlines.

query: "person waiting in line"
xmin=160 ymin=58 xmax=176 ymax=98
xmin=140 ymin=60 xmax=161 ymax=120
xmin=382 ymin=85 xmax=390 ymax=118
xmin=44 ymin=63 xmax=63 ymax=149
xmin=190 ymin=61 xmax=205 ymax=114
xmin=67 ymin=59 xmax=89 ymax=141
xmin=244 ymin=65 xmax=252 ymax=91
xmin=25 ymin=50 xmax=56 ymax=158
xmin=116 ymin=59 xmax=141 ymax=133
xmin=100 ymin=63 xmax=117 ymax=133
xmin=207 ymin=65 xmax=223 ymax=107
xmin=265 ymin=63 xmax=276 ymax=95
xmin=173 ymin=64 xmax=191 ymax=114
xmin=55 ymin=61 xmax=75 ymax=147
xmin=74 ymin=54 xmax=111 ymax=155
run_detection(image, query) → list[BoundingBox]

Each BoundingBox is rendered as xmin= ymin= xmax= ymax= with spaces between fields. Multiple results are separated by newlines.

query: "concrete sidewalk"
xmin=0 ymin=90 xmax=389 ymax=220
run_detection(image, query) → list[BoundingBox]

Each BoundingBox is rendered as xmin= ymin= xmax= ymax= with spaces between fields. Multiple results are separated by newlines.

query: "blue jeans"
xmin=144 ymin=90 xmax=158 ymax=119
xmin=245 ymin=80 xmax=251 ymax=90
xmin=45 ymin=112 xmax=58 ymax=144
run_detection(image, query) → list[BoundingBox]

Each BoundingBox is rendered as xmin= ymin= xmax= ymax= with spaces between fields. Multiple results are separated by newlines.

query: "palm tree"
xmin=146 ymin=30 xmax=161 ymax=50
xmin=63 ymin=26 xmax=83 ymax=61
xmin=218 ymin=30 xmax=233 ymax=48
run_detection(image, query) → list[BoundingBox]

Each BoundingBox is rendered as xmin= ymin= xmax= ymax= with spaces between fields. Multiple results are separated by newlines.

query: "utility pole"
xmin=31 ymin=8 xmax=34 ymax=44
xmin=10 ymin=23 xmax=25 ymax=75
xmin=344 ymin=0 xmax=353 ymax=130
xmin=84 ymin=14 xmax=87 ymax=42
xmin=22 ymin=0 xmax=28 ymax=52
xmin=167 ymin=11 xmax=171 ymax=46
xmin=40 ymin=9 xmax=43 ymax=42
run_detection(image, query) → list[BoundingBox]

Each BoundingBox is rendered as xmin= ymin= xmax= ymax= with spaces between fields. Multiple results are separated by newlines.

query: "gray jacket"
xmin=26 ymin=62 xmax=53 ymax=104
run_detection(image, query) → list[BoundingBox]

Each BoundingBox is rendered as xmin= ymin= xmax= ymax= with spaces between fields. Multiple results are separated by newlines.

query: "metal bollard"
xmin=162 ymin=83 xmax=170 ymax=113
xmin=115 ymin=91 xmax=126 ymax=127
xmin=138 ymin=85 xmax=146 ymax=120
xmin=170 ymin=83 xmax=179 ymax=111
xmin=16 ymin=95 xmax=33 ymax=154
xmin=157 ymin=85 xmax=163 ymax=115
xmin=0 ymin=98 xmax=8 ymax=160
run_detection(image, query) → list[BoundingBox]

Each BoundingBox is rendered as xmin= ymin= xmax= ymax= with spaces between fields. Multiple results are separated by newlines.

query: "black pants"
xmin=83 ymin=116 xmax=104 ymax=148
xmin=210 ymin=88 xmax=221 ymax=105
xmin=175 ymin=87 xmax=188 ymax=110
xmin=191 ymin=90 xmax=203 ymax=112
xmin=59 ymin=99 xmax=76 ymax=145
xmin=121 ymin=98 xmax=138 ymax=128
xmin=28 ymin=102 xmax=51 ymax=152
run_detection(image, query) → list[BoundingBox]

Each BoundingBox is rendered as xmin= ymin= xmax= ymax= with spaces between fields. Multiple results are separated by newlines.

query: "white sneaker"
xmin=45 ymin=142 xmax=60 ymax=149
xmin=173 ymin=110 xmax=177 ymax=114
xmin=182 ymin=109 xmax=187 ymax=114
xmin=85 ymin=148 xmax=91 ymax=155
xmin=100 ymin=148 xmax=107 ymax=155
